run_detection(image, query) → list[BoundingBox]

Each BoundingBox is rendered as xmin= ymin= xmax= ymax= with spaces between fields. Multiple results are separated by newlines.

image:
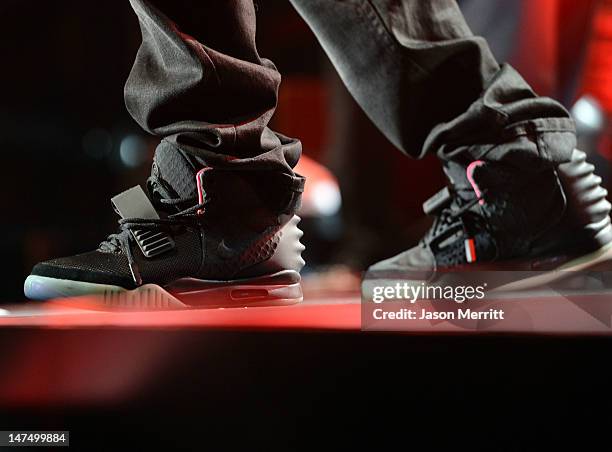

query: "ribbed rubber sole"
xmin=363 ymin=241 xmax=612 ymax=302
xmin=24 ymin=270 xmax=303 ymax=310
xmin=492 ymin=241 xmax=612 ymax=293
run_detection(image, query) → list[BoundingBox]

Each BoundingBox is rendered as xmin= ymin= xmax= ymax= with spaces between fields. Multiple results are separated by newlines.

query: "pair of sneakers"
xmin=24 ymin=138 xmax=612 ymax=308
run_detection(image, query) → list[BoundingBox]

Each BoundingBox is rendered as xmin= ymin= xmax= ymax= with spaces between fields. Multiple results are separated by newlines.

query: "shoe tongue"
xmin=443 ymin=160 xmax=480 ymax=203
xmin=151 ymin=141 xmax=198 ymax=199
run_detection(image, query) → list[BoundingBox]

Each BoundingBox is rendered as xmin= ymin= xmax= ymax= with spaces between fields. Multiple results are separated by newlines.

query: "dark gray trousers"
xmin=126 ymin=0 xmax=576 ymax=179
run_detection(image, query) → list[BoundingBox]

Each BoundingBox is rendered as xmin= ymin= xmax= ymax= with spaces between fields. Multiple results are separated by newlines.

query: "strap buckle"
xmin=111 ymin=186 xmax=175 ymax=258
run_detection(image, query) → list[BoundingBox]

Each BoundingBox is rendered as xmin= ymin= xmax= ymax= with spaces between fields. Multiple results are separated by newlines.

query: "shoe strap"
xmin=111 ymin=186 xmax=175 ymax=258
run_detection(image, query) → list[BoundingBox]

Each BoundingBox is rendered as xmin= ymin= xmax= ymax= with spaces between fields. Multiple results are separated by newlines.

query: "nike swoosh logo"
xmin=217 ymin=239 xmax=238 ymax=259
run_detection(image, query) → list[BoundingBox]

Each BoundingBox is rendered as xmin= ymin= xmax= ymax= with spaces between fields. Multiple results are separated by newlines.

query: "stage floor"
xmin=0 ymin=292 xmax=361 ymax=330
xmin=1 ymin=288 xmax=611 ymax=448
xmin=0 ymin=287 xmax=611 ymax=334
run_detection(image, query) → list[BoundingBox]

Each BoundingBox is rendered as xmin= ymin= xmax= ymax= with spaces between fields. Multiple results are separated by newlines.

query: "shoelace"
xmin=99 ymin=195 xmax=207 ymax=285
xmin=426 ymin=188 xmax=488 ymax=243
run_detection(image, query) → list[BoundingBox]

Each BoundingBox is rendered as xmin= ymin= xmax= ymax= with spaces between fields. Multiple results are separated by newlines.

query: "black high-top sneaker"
xmin=24 ymin=142 xmax=306 ymax=308
xmin=367 ymin=148 xmax=612 ymax=290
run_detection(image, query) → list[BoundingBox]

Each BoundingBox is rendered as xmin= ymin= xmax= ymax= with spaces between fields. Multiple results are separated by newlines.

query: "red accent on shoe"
xmin=465 ymin=238 xmax=477 ymax=263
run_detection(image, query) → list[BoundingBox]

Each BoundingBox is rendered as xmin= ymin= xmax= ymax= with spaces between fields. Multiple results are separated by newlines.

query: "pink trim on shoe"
xmin=196 ymin=167 xmax=212 ymax=215
xmin=466 ymin=160 xmax=486 ymax=206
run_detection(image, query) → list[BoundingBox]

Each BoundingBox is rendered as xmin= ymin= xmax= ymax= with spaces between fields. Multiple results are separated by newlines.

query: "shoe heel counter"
xmin=236 ymin=215 xmax=306 ymax=278
xmin=558 ymin=149 xmax=612 ymax=245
